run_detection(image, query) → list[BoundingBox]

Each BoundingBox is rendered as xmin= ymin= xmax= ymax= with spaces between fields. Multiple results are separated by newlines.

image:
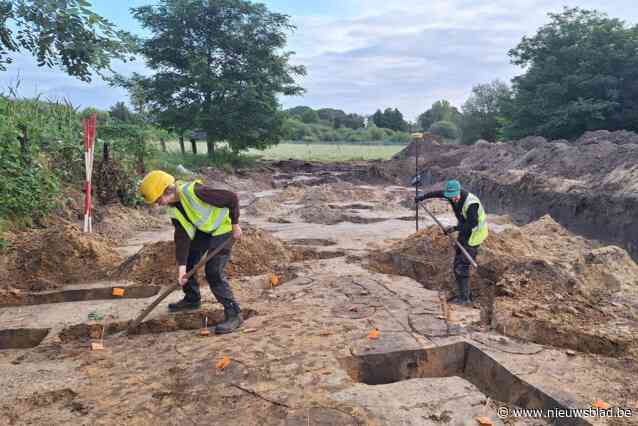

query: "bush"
xmin=429 ymin=120 xmax=459 ymax=139
xmin=0 ymin=142 xmax=59 ymax=222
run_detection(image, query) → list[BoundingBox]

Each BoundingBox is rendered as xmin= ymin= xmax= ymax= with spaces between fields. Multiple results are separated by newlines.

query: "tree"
xmin=0 ymin=0 xmax=134 ymax=81
xmin=300 ymin=108 xmax=319 ymax=124
xmin=417 ymin=100 xmax=462 ymax=130
xmin=371 ymin=107 xmax=407 ymax=131
xmin=460 ymin=80 xmax=511 ymax=144
xmin=129 ymin=0 xmax=305 ymax=158
xmin=285 ymin=106 xmax=314 ymax=118
xmin=429 ymin=120 xmax=459 ymax=140
xmin=109 ymin=102 xmax=134 ymax=123
xmin=506 ymin=7 xmax=638 ymax=139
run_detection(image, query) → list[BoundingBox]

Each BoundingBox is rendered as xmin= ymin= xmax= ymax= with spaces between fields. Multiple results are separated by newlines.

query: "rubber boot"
xmin=214 ymin=307 xmax=243 ymax=334
xmin=168 ymin=298 xmax=201 ymax=312
xmin=459 ymin=276 xmax=472 ymax=305
xmin=449 ymin=276 xmax=468 ymax=305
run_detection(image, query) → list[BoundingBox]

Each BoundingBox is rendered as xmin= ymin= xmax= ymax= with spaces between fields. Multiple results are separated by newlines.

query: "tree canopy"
xmin=460 ymin=80 xmax=511 ymax=144
xmin=417 ymin=100 xmax=462 ymax=131
xmin=506 ymin=7 xmax=638 ymax=139
xmin=127 ymin=0 xmax=305 ymax=156
xmin=371 ymin=108 xmax=407 ymax=131
xmin=0 ymin=0 xmax=134 ymax=81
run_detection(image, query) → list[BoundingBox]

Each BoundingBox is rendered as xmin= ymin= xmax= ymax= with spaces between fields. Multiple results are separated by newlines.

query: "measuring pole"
xmin=83 ymin=114 xmax=96 ymax=233
xmin=415 ymin=137 xmax=419 ymax=232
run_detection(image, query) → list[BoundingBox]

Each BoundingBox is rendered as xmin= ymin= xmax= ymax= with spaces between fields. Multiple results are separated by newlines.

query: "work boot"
xmin=449 ymin=276 xmax=471 ymax=305
xmin=214 ymin=307 xmax=243 ymax=334
xmin=459 ymin=276 xmax=472 ymax=305
xmin=168 ymin=298 xmax=201 ymax=312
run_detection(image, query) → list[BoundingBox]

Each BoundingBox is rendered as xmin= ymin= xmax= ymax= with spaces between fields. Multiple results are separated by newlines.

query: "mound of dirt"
xmin=226 ymin=227 xmax=294 ymax=276
xmin=93 ymin=205 xmax=166 ymax=241
xmin=0 ymin=223 xmax=123 ymax=291
xmin=369 ymin=215 xmax=638 ymax=357
xmin=116 ymin=227 xmax=297 ymax=286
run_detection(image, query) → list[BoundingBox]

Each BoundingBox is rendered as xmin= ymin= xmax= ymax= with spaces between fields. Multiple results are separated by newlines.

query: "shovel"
xmin=121 ymin=236 xmax=234 ymax=336
xmin=416 ymin=201 xmax=478 ymax=268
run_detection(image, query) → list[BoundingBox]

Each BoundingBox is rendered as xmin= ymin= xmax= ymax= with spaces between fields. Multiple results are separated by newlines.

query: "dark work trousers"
xmin=182 ymin=232 xmax=240 ymax=313
xmin=453 ymin=242 xmax=479 ymax=281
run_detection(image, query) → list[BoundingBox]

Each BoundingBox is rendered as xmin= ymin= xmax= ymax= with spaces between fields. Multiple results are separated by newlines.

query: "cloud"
xmin=2 ymin=1 xmax=637 ymax=120
xmin=283 ymin=0 xmax=638 ymax=119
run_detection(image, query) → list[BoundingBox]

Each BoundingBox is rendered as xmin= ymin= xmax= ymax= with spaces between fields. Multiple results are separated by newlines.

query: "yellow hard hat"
xmin=139 ymin=170 xmax=175 ymax=204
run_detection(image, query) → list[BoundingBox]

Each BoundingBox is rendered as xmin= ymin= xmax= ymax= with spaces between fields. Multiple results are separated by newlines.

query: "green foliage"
xmin=0 ymin=137 xmax=59 ymax=221
xmin=417 ymin=100 xmax=462 ymax=131
xmin=460 ymin=80 xmax=511 ymax=144
xmin=429 ymin=120 xmax=460 ymax=139
xmin=0 ymin=0 xmax=135 ymax=81
xmin=152 ymin=148 xmax=256 ymax=175
xmin=301 ymin=109 xmax=320 ymax=124
xmin=506 ymin=7 xmax=638 ymax=139
xmin=280 ymin=116 xmax=410 ymax=143
xmin=371 ymin=108 xmax=407 ymax=131
xmin=127 ymin=0 xmax=306 ymax=156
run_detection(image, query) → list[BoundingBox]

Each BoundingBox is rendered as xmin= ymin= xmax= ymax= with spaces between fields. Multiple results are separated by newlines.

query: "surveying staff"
xmin=139 ymin=170 xmax=243 ymax=334
xmin=415 ymin=180 xmax=488 ymax=304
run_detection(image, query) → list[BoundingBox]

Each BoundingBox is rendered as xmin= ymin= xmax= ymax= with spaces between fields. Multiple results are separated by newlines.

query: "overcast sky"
xmin=1 ymin=0 xmax=636 ymax=120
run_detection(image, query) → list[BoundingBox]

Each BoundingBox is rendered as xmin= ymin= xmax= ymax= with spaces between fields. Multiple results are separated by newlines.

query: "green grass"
xmin=248 ymin=143 xmax=406 ymax=161
xmin=157 ymin=140 xmax=406 ymax=164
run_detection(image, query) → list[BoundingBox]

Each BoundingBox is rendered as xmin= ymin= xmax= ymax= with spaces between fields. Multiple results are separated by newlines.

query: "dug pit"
xmin=340 ymin=342 xmax=589 ymax=426
xmin=0 ymin=285 xmax=161 ymax=308
xmin=58 ymin=308 xmax=258 ymax=342
xmin=0 ymin=328 xmax=50 ymax=350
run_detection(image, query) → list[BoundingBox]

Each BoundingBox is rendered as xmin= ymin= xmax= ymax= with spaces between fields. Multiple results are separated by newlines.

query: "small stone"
xmin=566 ymin=350 xmax=577 ymax=356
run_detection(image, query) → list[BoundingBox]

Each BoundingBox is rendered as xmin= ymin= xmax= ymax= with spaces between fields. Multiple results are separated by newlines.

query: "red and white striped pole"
xmin=83 ymin=113 xmax=96 ymax=233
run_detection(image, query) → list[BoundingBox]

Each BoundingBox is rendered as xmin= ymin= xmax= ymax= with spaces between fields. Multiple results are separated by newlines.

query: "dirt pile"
xmin=116 ymin=227 xmax=297 ymax=286
xmin=370 ymin=215 xmax=638 ymax=357
xmin=93 ymin=205 xmax=166 ymax=241
xmin=381 ymin=130 xmax=638 ymax=260
xmin=0 ymin=223 xmax=123 ymax=292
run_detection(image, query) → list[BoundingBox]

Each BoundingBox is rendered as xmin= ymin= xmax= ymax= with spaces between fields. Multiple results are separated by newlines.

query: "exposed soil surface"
xmin=1 ymin=158 xmax=637 ymax=425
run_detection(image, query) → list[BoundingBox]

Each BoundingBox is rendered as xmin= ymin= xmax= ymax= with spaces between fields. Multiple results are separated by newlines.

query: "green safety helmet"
xmin=443 ymin=180 xmax=461 ymax=198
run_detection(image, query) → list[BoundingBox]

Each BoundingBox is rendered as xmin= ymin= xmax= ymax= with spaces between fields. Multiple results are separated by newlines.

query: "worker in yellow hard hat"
xmin=139 ymin=170 xmax=243 ymax=334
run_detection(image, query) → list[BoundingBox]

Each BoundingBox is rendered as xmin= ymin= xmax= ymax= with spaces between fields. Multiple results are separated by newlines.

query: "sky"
xmin=1 ymin=0 xmax=637 ymax=120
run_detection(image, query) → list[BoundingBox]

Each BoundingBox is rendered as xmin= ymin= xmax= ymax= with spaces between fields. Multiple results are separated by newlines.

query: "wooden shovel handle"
xmin=126 ymin=236 xmax=234 ymax=334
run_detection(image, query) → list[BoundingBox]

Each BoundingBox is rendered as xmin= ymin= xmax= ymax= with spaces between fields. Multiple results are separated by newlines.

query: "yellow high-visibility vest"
xmin=462 ymin=192 xmax=488 ymax=246
xmin=168 ymin=180 xmax=232 ymax=240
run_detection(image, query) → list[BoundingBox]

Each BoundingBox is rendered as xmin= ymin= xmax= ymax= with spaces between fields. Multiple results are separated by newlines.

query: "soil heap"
xmin=116 ymin=226 xmax=295 ymax=286
xmin=0 ymin=223 xmax=123 ymax=292
xmin=370 ymin=215 xmax=638 ymax=358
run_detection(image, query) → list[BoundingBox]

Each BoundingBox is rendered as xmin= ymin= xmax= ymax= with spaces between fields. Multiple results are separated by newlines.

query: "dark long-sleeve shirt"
xmin=420 ymin=189 xmax=479 ymax=245
xmin=171 ymin=184 xmax=239 ymax=265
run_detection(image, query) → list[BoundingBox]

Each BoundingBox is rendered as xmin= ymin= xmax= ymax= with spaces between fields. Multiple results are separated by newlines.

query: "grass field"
xmin=161 ymin=141 xmax=406 ymax=162
xmin=248 ymin=143 xmax=405 ymax=161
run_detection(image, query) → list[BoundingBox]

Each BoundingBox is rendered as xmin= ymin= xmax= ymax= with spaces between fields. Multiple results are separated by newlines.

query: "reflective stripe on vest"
xmin=175 ymin=180 xmax=232 ymax=238
xmin=168 ymin=206 xmax=196 ymax=240
xmin=461 ymin=192 xmax=488 ymax=246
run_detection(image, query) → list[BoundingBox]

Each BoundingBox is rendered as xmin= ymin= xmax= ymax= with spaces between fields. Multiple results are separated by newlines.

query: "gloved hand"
xmin=414 ymin=191 xmax=425 ymax=203
xmin=444 ymin=226 xmax=458 ymax=235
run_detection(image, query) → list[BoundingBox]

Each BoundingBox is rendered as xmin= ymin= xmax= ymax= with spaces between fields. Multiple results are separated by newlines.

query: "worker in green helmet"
xmin=415 ymin=179 xmax=488 ymax=304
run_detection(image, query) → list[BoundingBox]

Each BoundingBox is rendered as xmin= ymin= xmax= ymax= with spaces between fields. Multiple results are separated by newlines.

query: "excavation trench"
xmin=58 ymin=308 xmax=258 ymax=343
xmin=340 ymin=342 xmax=590 ymax=426
xmin=288 ymin=238 xmax=337 ymax=246
xmin=0 ymin=328 xmax=50 ymax=350
xmin=0 ymin=285 xmax=161 ymax=308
